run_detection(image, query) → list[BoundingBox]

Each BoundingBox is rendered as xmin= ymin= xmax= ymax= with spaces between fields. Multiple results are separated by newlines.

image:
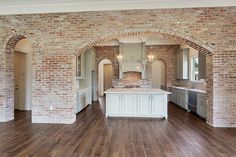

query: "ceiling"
xmin=0 ymin=0 xmax=235 ymax=15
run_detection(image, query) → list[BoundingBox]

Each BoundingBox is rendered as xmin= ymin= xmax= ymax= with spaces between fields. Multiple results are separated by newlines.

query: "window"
xmin=191 ymin=57 xmax=199 ymax=81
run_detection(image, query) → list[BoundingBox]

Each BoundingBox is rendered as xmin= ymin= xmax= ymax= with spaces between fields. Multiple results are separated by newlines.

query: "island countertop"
xmin=104 ymin=88 xmax=171 ymax=94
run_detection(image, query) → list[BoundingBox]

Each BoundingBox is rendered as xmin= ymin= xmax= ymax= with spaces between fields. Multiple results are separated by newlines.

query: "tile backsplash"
xmin=123 ymin=72 xmax=141 ymax=84
xmin=175 ymin=80 xmax=206 ymax=91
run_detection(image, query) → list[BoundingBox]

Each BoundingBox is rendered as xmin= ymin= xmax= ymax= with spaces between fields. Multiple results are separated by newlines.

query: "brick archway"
xmin=73 ymin=28 xmax=214 ymax=55
xmin=0 ymin=33 xmax=27 ymax=122
xmin=74 ymin=28 xmax=215 ymax=126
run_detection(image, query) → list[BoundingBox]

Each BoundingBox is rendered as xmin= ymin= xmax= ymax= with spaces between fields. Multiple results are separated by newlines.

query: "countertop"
xmin=104 ymin=88 xmax=171 ymax=94
xmin=169 ymin=86 xmax=206 ymax=94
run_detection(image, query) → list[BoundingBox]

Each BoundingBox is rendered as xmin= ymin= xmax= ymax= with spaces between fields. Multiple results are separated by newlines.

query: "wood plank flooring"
xmin=0 ymin=99 xmax=236 ymax=157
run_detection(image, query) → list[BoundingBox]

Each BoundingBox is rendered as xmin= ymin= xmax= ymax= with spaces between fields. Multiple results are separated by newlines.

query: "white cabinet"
xmin=169 ymin=87 xmax=188 ymax=111
xmin=199 ymin=53 xmax=206 ymax=80
xmin=76 ymin=53 xmax=85 ymax=79
xmin=137 ymin=94 xmax=152 ymax=115
xmin=77 ymin=87 xmax=92 ymax=113
xmin=106 ymin=93 xmax=168 ymax=118
xmin=176 ymin=48 xmax=189 ymax=80
xmin=107 ymin=94 xmax=121 ymax=115
xmin=197 ymin=93 xmax=206 ymax=118
xmin=152 ymin=95 xmax=166 ymax=117
xmin=122 ymin=94 xmax=137 ymax=115
xmin=107 ymin=94 xmax=137 ymax=116
xmin=170 ymin=87 xmax=206 ymax=119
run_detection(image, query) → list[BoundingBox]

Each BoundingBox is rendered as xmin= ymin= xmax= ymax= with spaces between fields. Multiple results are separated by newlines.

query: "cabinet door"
xmin=76 ymin=92 xmax=81 ymax=113
xmin=108 ymin=94 xmax=121 ymax=114
xmin=176 ymin=51 xmax=182 ymax=79
xmin=85 ymin=88 xmax=91 ymax=105
xmin=121 ymin=94 xmax=137 ymax=115
xmin=152 ymin=95 xmax=164 ymax=116
xmin=137 ymin=94 xmax=152 ymax=115
xmin=197 ymin=94 xmax=206 ymax=118
xmin=176 ymin=48 xmax=189 ymax=79
xmin=76 ymin=53 xmax=85 ymax=79
xmin=80 ymin=92 xmax=86 ymax=108
xmin=170 ymin=88 xmax=175 ymax=103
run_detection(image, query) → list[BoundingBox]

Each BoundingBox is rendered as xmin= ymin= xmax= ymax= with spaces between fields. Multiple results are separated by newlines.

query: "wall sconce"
xmin=117 ymin=54 xmax=123 ymax=62
xmin=147 ymin=54 xmax=154 ymax=62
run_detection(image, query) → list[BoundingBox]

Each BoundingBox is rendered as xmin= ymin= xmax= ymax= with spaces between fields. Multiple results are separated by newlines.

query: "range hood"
xmin=118 ymin=42 xmax=147 ymax=79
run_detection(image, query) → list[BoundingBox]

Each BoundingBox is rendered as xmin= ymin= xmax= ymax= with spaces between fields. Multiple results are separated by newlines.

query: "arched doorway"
xmin=14 ymin=39 xmax=32 ymax=110
xmin=0 ymin=35 xmax=32 ymax=122
xmin=151 ymin=59 xmax=166 ymax=89
xmin=98 ymin=59 xmax=113 ymax=96
xmin=74 ymin=28 xmax=214 ymax=125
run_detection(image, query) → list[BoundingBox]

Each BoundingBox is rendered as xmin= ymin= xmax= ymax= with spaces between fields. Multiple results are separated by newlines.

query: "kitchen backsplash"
xmin=175 ymin=80 xmax=206 ymax=91
xmin=123 ymin=72 xmax=141 ymax=84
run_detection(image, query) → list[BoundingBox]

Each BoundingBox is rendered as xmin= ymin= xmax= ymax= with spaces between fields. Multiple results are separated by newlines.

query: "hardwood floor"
xmin=0 ymin=100 xmax=236 ymax=157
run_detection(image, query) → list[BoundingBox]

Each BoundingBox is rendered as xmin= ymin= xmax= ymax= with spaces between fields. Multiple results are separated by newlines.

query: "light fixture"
xmin=117 ymin=54 xmax=123 ymax=62
xmin=147 ymin=54 xmax=154 ymax=62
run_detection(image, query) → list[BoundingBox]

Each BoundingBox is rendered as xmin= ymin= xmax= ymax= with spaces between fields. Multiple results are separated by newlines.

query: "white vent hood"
xmin=118 ymin=42 xmax=147 ymax=79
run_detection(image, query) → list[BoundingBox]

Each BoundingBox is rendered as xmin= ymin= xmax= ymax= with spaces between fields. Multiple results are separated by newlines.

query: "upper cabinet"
xmin=176 ymin=48 xmax=189 ymax=80
xmin=76 ymin=53 xmax=85 ymax=79
xmin=198 ymin=53 xmax=206 ymax=80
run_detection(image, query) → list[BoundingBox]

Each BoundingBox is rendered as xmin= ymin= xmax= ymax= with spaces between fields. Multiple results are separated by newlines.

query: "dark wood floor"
xmin=0 ymin=100 xmax=236 ymax=157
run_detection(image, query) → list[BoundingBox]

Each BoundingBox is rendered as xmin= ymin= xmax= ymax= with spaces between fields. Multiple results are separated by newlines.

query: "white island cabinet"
xmin=104 ymin=88 xmax=171 ymax=119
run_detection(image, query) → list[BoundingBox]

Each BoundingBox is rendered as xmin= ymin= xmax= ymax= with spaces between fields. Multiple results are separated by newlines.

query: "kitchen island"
xmin=104 ymin=88 xmax=171 ymax=119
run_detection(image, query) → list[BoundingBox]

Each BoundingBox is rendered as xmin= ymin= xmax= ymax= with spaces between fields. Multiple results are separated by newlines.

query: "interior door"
xmin=14 ymin=51 xmax=26 ymax=110
xmin=103 ymin=64 xmax=113 ymax=91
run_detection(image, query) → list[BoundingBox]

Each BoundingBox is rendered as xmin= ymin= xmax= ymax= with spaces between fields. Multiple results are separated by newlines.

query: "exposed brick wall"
xmin=146 ymin=45 xmax=179 ymax=87
xmin=95 ymin=45 xmax=180 ymax=89
xmin=0 ymin=7 xmax=235 ymax=126
xmin=94 ymin=46 xmax=119 ymax=79
xmin=123 ymin=72 xmax=141 ymax=84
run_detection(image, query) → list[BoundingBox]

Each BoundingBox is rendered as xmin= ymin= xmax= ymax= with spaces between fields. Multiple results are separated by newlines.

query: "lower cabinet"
xmin=122 ymin=94 xmax=137 ymax=115
xmin=108 ymin=94 xmax=121 ymax=115
xmin=170 ymin=87 xmax=206 ymax=119
xmin=137 ymin=94 xmax=152 ymax=115
xmin=197 ymin=93 xmax=206 ymax=118
xmin=77 ymin=87 xmax=91 ymax=113
xmin=152 ymin=95 xmax=166 ymax=116
xmin=169 ymin=87 xmax=188 ymax=111
xmin=106 ymin=93 xmax=168 ymax=118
